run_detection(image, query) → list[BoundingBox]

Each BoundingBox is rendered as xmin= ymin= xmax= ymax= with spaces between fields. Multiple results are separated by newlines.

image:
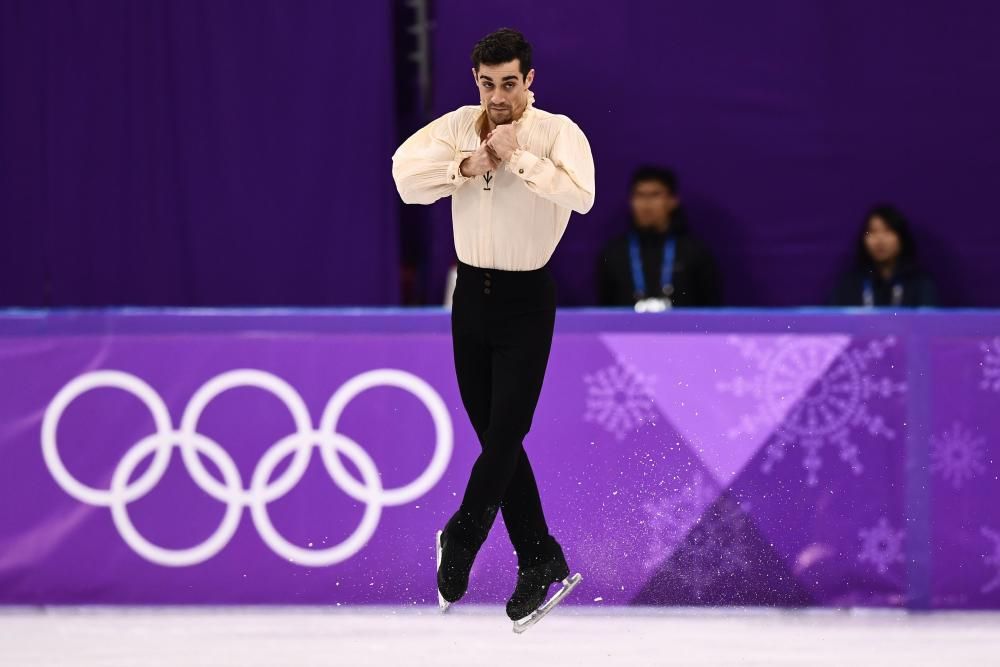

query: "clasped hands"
xmin=460 ymin=123 xmax=520 ymax=178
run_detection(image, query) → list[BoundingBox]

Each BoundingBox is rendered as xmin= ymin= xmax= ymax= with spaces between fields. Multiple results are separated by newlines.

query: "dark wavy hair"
xmin=856 ymin=204 xmax=917 ymax=272
xmin=471 ymin=28 xmax=532 ymax=79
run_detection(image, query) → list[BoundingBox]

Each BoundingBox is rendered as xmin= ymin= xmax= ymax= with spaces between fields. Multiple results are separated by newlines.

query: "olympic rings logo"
xmin=41 ymin=368 xmax=452 ymax=568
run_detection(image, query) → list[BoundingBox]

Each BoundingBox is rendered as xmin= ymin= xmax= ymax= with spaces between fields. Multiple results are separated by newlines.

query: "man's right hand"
xmin=460 ymin=141 xmax=500 ymax=177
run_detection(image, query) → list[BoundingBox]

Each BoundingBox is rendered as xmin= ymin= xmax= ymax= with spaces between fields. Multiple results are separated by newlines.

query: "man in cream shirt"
xmin=392 ymin=28 xmax=594 ymax=630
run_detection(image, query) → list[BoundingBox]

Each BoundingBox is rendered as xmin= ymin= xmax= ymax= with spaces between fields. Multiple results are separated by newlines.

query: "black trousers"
xmin=446 ymin=259 xmax=558 ymax=566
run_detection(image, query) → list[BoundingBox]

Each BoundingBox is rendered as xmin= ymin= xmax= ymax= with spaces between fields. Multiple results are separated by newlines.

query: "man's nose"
xmin=491 ymin=92 xmax=506 ymax=105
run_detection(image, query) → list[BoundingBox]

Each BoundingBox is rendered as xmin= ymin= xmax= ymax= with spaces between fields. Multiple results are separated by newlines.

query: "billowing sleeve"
xmin=504 ymin=118 xmax=595 ymax=214
xmin=391 ymin=111 xmax=473 ymax=205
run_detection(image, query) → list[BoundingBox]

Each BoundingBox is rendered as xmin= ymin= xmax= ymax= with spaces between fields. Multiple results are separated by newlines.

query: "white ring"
xmin=178 ymin=369 xmax=313 ymax=504
xmin=109 ymin=431 xmax=244 ymax=567
xmin=248 ymin=431 xmax=384 ymax=567
xmin=41 ymin=370 xmax=174 ymax=506
xmin=319 ymin=369 xmax=452 ymax=506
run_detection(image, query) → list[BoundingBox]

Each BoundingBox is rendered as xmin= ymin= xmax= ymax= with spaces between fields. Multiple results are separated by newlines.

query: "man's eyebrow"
xmin=478 ymin=74 xmax=520 ymax=81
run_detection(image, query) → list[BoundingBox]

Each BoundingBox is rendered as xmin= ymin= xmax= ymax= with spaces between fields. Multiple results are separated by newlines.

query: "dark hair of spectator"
xmin=471 ymin=28 xmax=533 ymax=79
xmin=856 ymin=204 xmax=917 ymax=272
xmin=630 ymin=165 xmax=678 ymax=196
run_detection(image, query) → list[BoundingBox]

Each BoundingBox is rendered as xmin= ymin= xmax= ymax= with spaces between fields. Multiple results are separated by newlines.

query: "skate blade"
xmin=435 ymin=530 xmax=451 ymax=613
xmin=512 ymin=572 xmax=582 ymax=634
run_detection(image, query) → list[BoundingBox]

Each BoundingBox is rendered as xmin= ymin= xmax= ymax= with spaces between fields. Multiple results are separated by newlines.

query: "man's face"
xmin=630 ymin=180 xmax=678 ymax=230
xmin=473 ymin=60 xmax=534 ymax=126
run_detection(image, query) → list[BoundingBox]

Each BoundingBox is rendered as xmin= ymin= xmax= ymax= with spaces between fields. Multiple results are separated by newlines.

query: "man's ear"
xmin=524 ymin=68 xmax=535 ymax=88
xmin=472 ymin=67 xmax=479 ymax=84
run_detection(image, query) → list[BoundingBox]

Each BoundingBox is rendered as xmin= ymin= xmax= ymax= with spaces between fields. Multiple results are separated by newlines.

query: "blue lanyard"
xmin=862 ymin=277 xmax=903 ymax=307
xmin=629 ymin=232 xmax=676 ymax=299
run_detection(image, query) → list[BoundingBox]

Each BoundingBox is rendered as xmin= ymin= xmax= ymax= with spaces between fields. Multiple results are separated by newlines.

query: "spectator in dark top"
xmin=830 ymin=204 xmax=938 ymax=308
xmin=597 ymin=166 xmax=721 ymax=310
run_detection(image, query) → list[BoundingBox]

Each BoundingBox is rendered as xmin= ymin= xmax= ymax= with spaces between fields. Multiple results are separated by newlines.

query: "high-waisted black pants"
xmin=445 ymin=259 xmax=558 ymax=566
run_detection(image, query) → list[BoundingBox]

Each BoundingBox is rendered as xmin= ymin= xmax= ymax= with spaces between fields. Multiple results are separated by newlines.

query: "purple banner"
xmin=1 ymin=309 xmax=998 ymax=608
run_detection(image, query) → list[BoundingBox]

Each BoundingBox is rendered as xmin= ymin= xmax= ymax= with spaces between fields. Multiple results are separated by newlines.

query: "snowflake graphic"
xmin=718 ymin=336 xmax=906 ymax=486
xmin=929 ymin=422 xmax=988 ymax=490
xmin=671 ymin=496 xmax=752 ymax=601
xmin=982 ymin=526 xmax=1000 ymax=595
xmin=981 ymin=338 xmax=1000 ymax=393
xmin=584 ymin=360 xmax=656 ymax=441
xmin=857 ymin=517 xmax=905 ymax=575
xmin=642 ymin=469 xmax=718 ymax=571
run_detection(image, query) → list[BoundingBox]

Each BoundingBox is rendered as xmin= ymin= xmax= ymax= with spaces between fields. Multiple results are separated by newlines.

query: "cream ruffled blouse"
xmin=392 ymin=89 xmax=595 ymax=271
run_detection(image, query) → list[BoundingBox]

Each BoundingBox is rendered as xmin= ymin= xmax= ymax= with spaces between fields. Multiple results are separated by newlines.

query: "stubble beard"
xmin=488 ymin=109 xmax=513 ymax=126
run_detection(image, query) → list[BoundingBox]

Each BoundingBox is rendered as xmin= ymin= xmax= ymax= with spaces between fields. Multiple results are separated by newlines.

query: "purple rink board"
xmin=1 ymin=308 xmax=999 ymax=609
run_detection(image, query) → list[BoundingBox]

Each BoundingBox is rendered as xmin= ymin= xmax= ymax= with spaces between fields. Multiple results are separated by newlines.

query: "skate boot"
xmin=436 ymin=529 xmax=476 ymax=607
xmin=435 ymin=504 xmax=499 ymax=608
xmin=507 ymin=538 xmax=582 ymax=633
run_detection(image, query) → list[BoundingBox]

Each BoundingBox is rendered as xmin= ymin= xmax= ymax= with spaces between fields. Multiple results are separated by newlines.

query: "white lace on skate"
xmin=512 ymin=572 xmax=582 ymax=634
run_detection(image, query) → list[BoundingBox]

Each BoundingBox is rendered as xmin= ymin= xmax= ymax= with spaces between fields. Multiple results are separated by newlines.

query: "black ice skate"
xmin=435 ymin=529 xmax=476 ymax=610
xmin=507 ymin=544 xmax=582 ymax=633
xmin=435 ymin=505 xmax=499 ymax=611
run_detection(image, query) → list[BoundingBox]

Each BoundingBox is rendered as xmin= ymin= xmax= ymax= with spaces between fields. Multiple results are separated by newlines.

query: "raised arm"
xmin=504 ymin=120 xmax=595 ymax=214
xmin=391 ymin=112 xmax=471 ymax=205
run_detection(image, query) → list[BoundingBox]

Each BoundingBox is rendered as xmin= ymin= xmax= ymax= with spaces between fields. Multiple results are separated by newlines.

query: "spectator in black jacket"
xmin=597 ymin=166 xmax=721 ymax=309
xmin=830 ymin=204 xmax=938 ymax=307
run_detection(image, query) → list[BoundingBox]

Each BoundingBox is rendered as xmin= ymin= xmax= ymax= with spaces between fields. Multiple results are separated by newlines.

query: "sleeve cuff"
xmin=507 ymin=148 xmax=541 ymax=178
xmin=447 ymin=153 xmax=472 ymax=185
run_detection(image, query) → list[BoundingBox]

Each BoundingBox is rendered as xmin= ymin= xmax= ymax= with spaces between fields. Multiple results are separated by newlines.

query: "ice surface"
xmin=1 ymin=605 xmax=998 ymax=666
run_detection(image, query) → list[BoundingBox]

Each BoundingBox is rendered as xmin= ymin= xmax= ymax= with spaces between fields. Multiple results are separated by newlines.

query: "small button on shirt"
xmin=391 ymin=90 xmax=596 ymax=271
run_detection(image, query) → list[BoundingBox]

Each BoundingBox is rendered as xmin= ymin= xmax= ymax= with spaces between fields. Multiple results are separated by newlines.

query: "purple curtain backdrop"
xmin=423 ymin=0 xmax=1000 ymax=307
xmin=0 ymin=0 xmax=398 ymax=306
xmin=4 ymin=1 xmax=1000 ymax=308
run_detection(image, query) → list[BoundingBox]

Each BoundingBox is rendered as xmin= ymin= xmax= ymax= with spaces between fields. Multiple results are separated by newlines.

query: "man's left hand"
xmin=486 ymin=123 xmax=520 ymax=162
